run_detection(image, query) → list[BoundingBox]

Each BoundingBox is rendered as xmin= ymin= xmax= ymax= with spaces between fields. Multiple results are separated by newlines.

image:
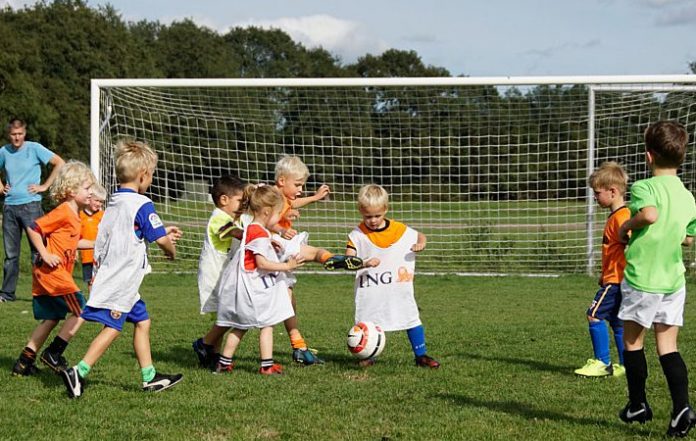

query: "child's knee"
xmin=134 ymin=319 xmax=151 ymax=332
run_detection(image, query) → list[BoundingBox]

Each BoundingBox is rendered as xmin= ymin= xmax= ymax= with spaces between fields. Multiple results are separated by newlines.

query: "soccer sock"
xmin=260 ymin=358 xmax=274 ymax=369
xmin=76 ymin=360 xmax=91 ymax=378
xmin=46 ymin=336 xmax=69 ymax=355
xmin=624 ymin=348 xmax=648 ymax=406
xmin=610 ymin=320 xmax=625 ymax=365
xmin=317 ymin=251 xmax=334 ymax=263
xmin=407 ymin=325 xmax=427 ymax=357
xmin=218 ymin=355 xmax=233 ymax=368
xmin=588 ymin=320 xmax=611 ymax=365
xmin=141 ymin=365 xmax=156 ymax=383
xmin=290 ymin=333 xmax=307 ymax=350
xmin=19 ymin=347 xmax=37 ymax=364
xmin=660 ymin=351 xmax=690 ymax=414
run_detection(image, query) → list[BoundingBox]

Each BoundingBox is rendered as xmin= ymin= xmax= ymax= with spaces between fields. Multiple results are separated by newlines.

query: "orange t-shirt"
xmin=600 ymin=206 xmax=631 ymax=285
xmin=79 ymin=209 xmax=104 ymax=264
xmin=276 ymin=193 xmax=293 ymax=231
xmin=347 ymin=219 xmax=408 ymax=249
xmin=32 ymin=202 xmax=81 ymax=296
xmin=244 ymin=224 xmax=271 ymax=270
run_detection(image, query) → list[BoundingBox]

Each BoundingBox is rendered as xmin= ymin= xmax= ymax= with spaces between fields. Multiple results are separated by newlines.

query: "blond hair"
xmin=358 ymin=184 xmax=389 ymax=210
xmin=115 ymin=140 xmax=157 ymax=183
xmin=90 ymin=183 xmax=107 ymax=201
xmin=588 ymin=161 xmax=629 ymax=194
xmin=242 ymin=184 xmax=284 ymax=216
xmin=49 ymin=160 xmax=96 ymax=203
xmin=275 ymin=155 xmax=310 ymax=181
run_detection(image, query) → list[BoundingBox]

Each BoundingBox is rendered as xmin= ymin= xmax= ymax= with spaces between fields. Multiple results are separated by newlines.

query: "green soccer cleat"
xmin=323 ymin=255 xmax=364 ymax=271
xmin=574 ymin=358 xmax=613 ymax=377
xmin=613 ymin=364 xmax=626 ymax=378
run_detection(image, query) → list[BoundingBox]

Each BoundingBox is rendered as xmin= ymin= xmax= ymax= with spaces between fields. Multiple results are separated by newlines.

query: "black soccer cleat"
xmin=143 ymin=373 xmax=183 ymax=392
xmin=40 ymin=349 xmax=68 ymax=373
xmin=61 ymin=367 xmax=85 ymax=398
xmin=192 ymin=338 xmax=214 ymax=368
xmin=619 ymin=401 xmax=653 ymax=425
xmin=323 ymin=255 xmax=364 ymax=271
xmin=12 ymin=359 xmax=38 ymax=377
xmin=667 ymin=406 xmax=696 ymax=438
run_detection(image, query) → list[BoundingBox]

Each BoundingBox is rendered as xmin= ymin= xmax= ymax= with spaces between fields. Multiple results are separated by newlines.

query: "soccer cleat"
xmin=40 ymin=349 xmax=68 ymax=373
xmin=143 ymin=373 xmax=183 ymax=392
xmin=619 ymin=401 xmax=653 ymax=424
xmin=415 ymin=355 xmax=441 ymax=369
xmin=667 ymin=406 xmax=696 ymax=438
xmin=323 ymin=255 xmax=364 ymax=271
xmin=61 ymin=367 xmax=85 ymax=398
xmin=612 ymin=364 xmax=626 ymax=378
xmin=259 ymin=363 xmax=284 ymax=375
xmin=12 ymin=359 xmax=38 ymax=377
xmin=574 ymin=358 xmax=613 ymax=377
xmin=292 ymin=348 xmax=324 ymax=366
xmin=212 ymin=361 xmax=236 ymax=374
xmin=192 ymin=338 xmax=214 ymax=368
xmin=358 ymin=357 xmax=377 ymax=368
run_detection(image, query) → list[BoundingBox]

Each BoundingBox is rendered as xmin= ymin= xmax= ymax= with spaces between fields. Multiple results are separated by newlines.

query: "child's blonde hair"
xmin=49 ymin=160 xmax=96 ymax=203
xmin=358 ymin=184 xmax=389 ymax=210
xmin=242 ymin=184 xmax=284 ymax=215
xmin=90 ymin=183 xmax=107 ymax=202
xmin=588 ymin=161 xmax=629 ymax=194
xmin=275 ymin=156 xmax=310 ymax=181
xmin=115 ymin=140 xmax=157 ymax=183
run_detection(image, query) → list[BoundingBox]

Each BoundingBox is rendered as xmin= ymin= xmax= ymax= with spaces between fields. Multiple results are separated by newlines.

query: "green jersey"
xmin=624 ymin=175 xmax=696 ymax=293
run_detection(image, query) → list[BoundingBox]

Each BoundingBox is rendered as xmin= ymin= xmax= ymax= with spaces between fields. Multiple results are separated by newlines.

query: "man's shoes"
xmin=40 ymin=349 xmax=68 ymax=373
xmin=61 ymin=367 xmax=85 ymax=398
xmin=612 ymin=364 xmax=626 ymax=378
xmin=12 ymin=359 xmax=38 ymax=377
xmin=259 ymin=363 xmax=283 ymax=375
xmin=619 ymin=401 xmax=653 ymax=424
xmin=292 ymin=348 xmax=324 ymax=365
xmin=143 ymin=373 xmax=183 ymax=392
xmin=323 ymin=255 xmax=364 ymax=271
xmin=667 ymin=406 xmax=696 ymax=438
xmin=574 ymin=358 xmax=613 ymax=377
xmin=415 ymin=355 xmax=441 ymax=369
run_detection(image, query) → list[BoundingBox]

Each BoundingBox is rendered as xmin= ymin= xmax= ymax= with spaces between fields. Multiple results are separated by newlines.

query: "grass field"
xmin=3 ymin=272 xmax=696 ymax=440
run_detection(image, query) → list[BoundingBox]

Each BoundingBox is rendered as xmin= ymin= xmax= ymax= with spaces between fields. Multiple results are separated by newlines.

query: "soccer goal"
xmin=90 ymin=75 xmax=696 ymax=275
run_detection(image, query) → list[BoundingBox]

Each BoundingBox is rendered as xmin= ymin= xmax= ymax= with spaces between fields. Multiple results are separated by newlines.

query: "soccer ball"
xmin=346 ymin=321 xmax=386 ymax=359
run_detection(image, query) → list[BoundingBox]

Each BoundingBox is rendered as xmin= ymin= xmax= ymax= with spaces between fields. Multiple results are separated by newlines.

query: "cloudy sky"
xmin=3 ymin=0 xmax=696 ymax=76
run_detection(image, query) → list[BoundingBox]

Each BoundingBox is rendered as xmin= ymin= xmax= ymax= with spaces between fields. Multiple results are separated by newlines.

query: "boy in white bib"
xmin=344 ymin=184 xmax=440 ymax=368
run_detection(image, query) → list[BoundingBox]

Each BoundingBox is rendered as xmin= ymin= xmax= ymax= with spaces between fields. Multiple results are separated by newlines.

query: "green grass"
xmin=3 ymin=273 xmax=696 ymax=440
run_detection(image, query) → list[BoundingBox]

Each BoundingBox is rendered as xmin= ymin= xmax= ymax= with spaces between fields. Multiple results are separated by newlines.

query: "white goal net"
xmin=91 ymin=76 xmax=696 ymax=275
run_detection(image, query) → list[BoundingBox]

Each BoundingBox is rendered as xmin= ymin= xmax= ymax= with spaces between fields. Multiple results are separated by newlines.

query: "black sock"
xmin=624 ymin=348 xmax=648 ymax=406
xmin=19 ymin=347 xmax=36 ymax=364
xmin=660 ymin=351 xmax=690 ymax=415
xmin=46 ymin=336 xmax=68 ymax=355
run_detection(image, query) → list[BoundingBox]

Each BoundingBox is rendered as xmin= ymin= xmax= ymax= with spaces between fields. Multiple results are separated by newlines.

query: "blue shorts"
xmin=33 ymin=292 xmax=86 ymax=320
xmin=82 ymin=263 xmax=94 ymax=284
xmin=586 ymin=284 xmax=622 ymax=322
xmin=81 ymin=299 xmax=150 ymax=331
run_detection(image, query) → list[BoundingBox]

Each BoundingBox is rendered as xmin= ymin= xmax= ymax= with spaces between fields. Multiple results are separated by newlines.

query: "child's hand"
xmin=286 ymin=254 xmax=306 ymax=270
xmin=314 ymin=184 xmax=330 ymax=201
xmin=618 ymin=223 xmax=630 ymax=244
xmin=287 ymin=209 xmax=301 ymax=221
xmin=0 ymin=183 xmax=10 ymax=194
xmin=411 ymin=242 xmax=427 ymax=252
xmin=271 ymin=239 xmax=284 ymax=254
xmin=364 ymin=257 xmax=381 ymax=268
xmin=41 ymin=253 xmax=62 ymax=268
xmin=281 ymin=228 xmax=298 ymax=240
xmin=166 ymin=226 xmax=183 ymax=243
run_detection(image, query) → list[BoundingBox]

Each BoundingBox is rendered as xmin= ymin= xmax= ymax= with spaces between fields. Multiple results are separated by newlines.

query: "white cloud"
xmin=0 ymin=0 xmax=38 ymax=9
xmin=229 ymin=14 xmax=390 ymax=63
xmin=655 ymin=3 xmax=696 ymax=24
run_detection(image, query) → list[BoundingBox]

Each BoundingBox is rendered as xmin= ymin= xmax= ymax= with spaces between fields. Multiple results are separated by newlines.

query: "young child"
xmin=574 ymin=161 xmax=629 ymax=378
xmin=192 ymin=175 xmax=248 ymax=367
xmin=61 ymin=140 xmax=183 ymax=398
xmin=12 ymin=161 xmax=96 ymax=376
xmin=616 ymin=121 xmax=696 ymax=437
xmin=344 ymin=184 xmax=440 ymax=368
xmin=79 ymin=183 xmax=106 ymax=292
xmin=272 ymin=155 xmax=362 ymax=365
xmin=213 ymin=185 xmax=302 ymax=375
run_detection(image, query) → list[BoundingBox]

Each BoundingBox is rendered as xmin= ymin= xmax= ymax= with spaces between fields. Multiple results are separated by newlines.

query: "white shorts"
xmin=618 ymin=280 xmax=686 ymax=328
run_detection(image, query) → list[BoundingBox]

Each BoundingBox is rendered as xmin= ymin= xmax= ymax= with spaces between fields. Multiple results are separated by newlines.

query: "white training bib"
xmin=349 ymin=226 xmax=422 ymax=331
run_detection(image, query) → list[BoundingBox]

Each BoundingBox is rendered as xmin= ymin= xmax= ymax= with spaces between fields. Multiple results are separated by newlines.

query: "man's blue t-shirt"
xmin=0 ymin=141 xmax=55 ymax=205
xmin=115 ymin=188 xmax=167 ymax=243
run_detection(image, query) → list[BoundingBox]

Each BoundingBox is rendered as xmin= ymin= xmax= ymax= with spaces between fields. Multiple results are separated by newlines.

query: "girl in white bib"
xmin=215 ymin=185 xmax=304 ymax=375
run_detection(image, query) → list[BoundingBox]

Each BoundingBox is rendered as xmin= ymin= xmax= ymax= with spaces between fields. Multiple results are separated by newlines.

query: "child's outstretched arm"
xmin=255 ymin=254 xmax=305 ymax=272
xmin=618 ymin=207 xmax=658 ymax=243
xmin=26 ymin=227 xmax=61 ymax=268
xmin=291 ymin=184 xmax=330 ymax=209
xmin=155 ymin=226 xmax=182 ymax=260
xmin=411 ymin=231 xmax=427 ymax=252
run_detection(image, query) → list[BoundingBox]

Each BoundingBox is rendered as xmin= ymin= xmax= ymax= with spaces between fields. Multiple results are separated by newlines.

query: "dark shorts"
xmin=82 ymin=263 xmax=94 ymax=284
xmin=586 ymin=283 xmax=622 ymax=322
xmin=80 ymin=299 xmax=150 ymax=332
xmin=33 ymin=292 xmax=86 ymax=320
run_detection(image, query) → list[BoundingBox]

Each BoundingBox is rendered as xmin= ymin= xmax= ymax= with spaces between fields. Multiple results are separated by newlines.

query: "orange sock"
xmin=318 ymin=251 xmax=334 ymax=263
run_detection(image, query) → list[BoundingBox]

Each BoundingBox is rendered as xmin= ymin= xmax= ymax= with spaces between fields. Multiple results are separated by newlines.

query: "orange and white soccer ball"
xmin=347 ymin=321 xmax=386 ymax=359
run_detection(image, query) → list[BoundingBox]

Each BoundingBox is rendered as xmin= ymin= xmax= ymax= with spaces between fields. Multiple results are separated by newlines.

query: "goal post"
xmin=90 ymin=75 xmax=696 ymax=275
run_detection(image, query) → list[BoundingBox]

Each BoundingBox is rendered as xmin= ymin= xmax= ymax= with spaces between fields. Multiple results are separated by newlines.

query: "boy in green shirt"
xmin=617 ymin=121 xmax=696 ymax=437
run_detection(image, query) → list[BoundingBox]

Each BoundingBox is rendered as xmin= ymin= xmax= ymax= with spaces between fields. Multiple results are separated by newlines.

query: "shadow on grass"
xmin=435 ymin=393 xmax=653 ymax=437
xmin=458 ymin=352 xmax=575 ymax=376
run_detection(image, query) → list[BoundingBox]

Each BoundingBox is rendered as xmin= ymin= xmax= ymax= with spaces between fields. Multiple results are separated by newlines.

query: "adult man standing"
xmin=0 ymin=118 xmax=64 ymax=302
